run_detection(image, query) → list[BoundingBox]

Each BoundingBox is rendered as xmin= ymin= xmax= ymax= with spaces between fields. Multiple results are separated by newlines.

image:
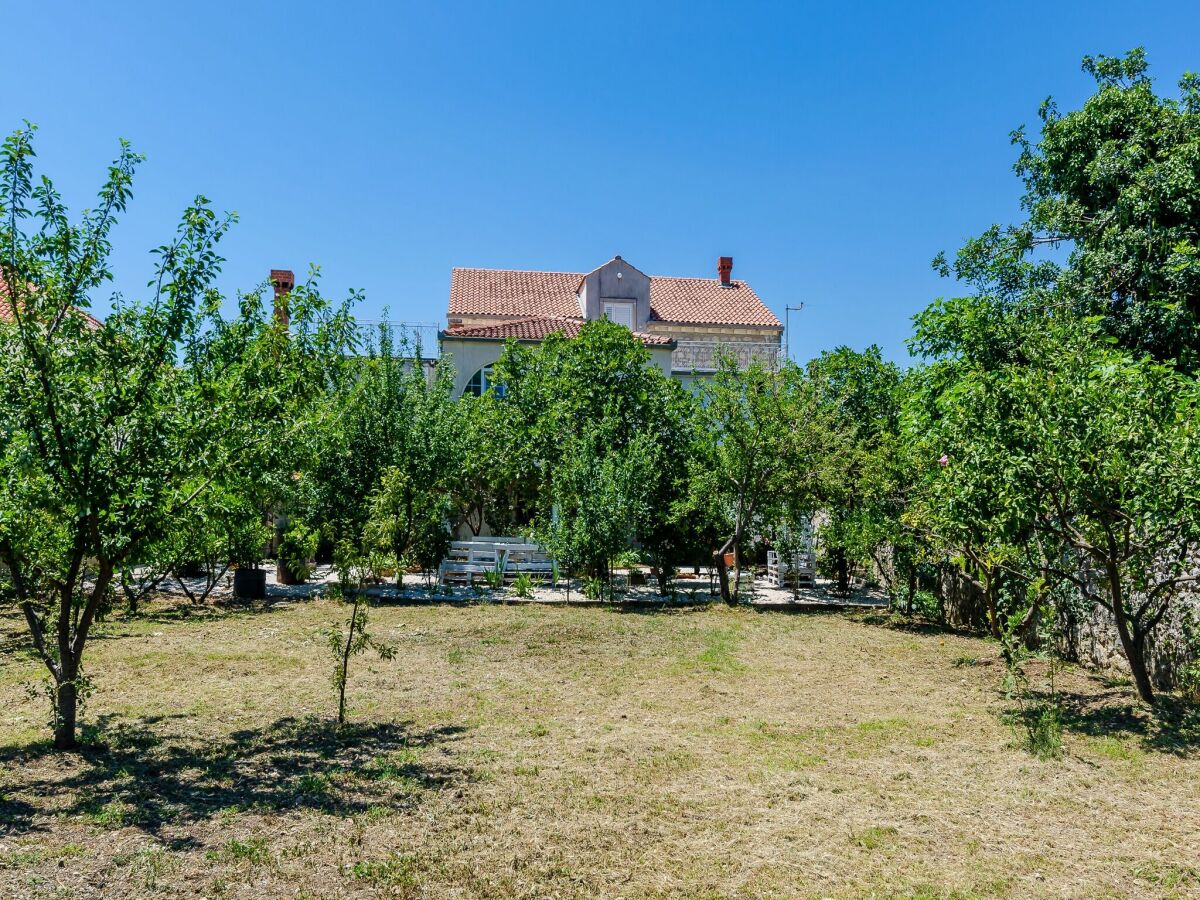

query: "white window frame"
xmin=601 ymin=301 xmax=634 ymax=329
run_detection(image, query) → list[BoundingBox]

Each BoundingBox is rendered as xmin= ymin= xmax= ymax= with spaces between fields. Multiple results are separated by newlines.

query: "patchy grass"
xmin=1 ymin=598 xmax=1198 ymax=897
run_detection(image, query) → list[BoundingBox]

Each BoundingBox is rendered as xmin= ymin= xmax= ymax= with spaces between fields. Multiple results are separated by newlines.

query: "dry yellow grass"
xmin=1 ymin=597 xmax=1197 ymax=898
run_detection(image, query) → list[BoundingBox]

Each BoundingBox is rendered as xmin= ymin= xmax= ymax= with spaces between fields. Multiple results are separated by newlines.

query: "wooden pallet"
xmin=764 ymin=549 xmax=816 ymax=588
xmin=438 ymin=540 xmax=554 ymax=586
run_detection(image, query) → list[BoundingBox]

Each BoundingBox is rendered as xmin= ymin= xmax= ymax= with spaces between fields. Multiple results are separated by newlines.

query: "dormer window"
xmin=601 ymin=301 xmax=634 ymax=329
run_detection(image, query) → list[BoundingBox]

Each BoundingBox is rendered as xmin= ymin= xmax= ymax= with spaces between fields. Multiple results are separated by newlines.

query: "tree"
xmin=0 ymin=125 xmax=353 ymax=748
xmin=364 ymin=466 xmax=452 ymax=588
xmin=327 ymin=543 xmax=396 ymax=727
xmin=910 ymin=50 xmax=1200 ymax=701
xmin=939 ymin=48 xmax=1200 ymax=368
xmin=807 ymin=346 xmax=906 ymax=596
xmin=491 ymin=320 xmax=696 ymax=592
xmin=305 ymin=324 xmax=459 ymax=566
xmin=691 ymin=354 xmax=840 ymax=605
xmin=910 ymin=301 xmax=1200 ymax=702
xmin=448 ymin=391 xmax=526 ymax=538
xmin=540 ymin=427 xmax=656 ymax=595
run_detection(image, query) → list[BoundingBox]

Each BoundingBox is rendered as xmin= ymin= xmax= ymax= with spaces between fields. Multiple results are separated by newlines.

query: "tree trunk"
xmin=337 ymin=594 xmax=361 ymax=726
xmin=983 ymin=571 xmax=1003 ymax=643
xmin=1112 ymin=604 xmax=1156 ymax=704
xmin=906 ymin=565 xmax=916 ymax=616
xmin=714 ymin=538 xmax=736 ymax=606
xmin=1102 ymin=561 xmax=1155 ymax=704
xmin=831 ymin=546 xmax=850 ymax=595
xmin=54 ymin=676 xmax=78 ymax=750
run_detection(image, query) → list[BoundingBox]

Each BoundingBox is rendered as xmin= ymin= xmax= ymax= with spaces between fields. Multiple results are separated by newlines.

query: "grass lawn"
xmin=1 ymin=597 xmax=1198 ymax=898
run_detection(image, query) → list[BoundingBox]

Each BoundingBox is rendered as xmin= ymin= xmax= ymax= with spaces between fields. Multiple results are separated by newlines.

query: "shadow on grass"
xmin=853 ymin=610 xmax=977 ymax=637
xmin=0 ymin=714 xmax=467 ymax=837
xmin=1052 ymin=687 xmax=1200 ymax=756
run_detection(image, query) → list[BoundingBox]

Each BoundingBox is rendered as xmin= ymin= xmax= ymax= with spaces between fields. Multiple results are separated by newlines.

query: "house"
xmin=439 ymin=256 xmax=783 ymax=396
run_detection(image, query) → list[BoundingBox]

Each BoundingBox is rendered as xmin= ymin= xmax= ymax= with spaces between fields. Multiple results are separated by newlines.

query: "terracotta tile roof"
xmin=449 ymin=266 xmax=781 ymax=329
xmin=442 ymin=315 xmax=675 ymax=347
xmin=0 ymin=278 xmax=103 ymax=330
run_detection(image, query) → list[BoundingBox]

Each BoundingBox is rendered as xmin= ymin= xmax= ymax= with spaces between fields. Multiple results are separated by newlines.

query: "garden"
xmin=3 ymin=48 xmax=1200 ymax=897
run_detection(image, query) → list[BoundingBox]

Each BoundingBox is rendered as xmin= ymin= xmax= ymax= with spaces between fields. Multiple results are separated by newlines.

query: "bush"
xmin=278 ymin=522 xmax=319 ymax=582
xmin=510 ymin=572 xmax=534 ymax=599
xmin=1023 ymin=701 xmax=1064 ymax=760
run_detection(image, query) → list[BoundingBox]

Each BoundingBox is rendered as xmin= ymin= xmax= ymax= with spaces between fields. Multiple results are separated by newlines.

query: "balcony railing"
xmin=670 ymin=340 xmax=783 ymax=373
xmin=353 ymin=321 xmax=441 ymax=353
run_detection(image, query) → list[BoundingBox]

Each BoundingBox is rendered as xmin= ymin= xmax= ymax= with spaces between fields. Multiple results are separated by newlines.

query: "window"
xmin=601 ymin=301 xmax=634 ymax=329
xmin=464 ymin=365 xmax=505 ymax=398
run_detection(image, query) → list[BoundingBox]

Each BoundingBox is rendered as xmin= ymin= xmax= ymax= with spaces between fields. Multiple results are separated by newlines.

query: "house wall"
xmin=440 ymin=336 xmax=673 ymax=397
xmin=439 ymin=338 xmax=506 ymax=397
xmin=644 ymin=322 xmax=783 ymax=343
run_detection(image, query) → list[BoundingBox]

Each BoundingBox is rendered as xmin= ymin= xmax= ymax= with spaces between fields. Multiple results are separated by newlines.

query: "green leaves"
xmin=0 ymin=125 xmax=356 ymax=744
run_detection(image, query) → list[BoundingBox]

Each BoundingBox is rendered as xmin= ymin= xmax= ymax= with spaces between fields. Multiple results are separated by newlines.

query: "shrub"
xmin=510 ymin=572 xmax=534 ymax=599
xmin=278 ymin=522 xmax=318 ymax=582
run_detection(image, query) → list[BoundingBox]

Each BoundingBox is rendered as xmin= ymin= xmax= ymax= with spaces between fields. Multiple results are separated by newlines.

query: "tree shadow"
xmin=852 ymin=610 xmax=976 ymax=637
xmin=1052 ymin=686 xmax=1200 ymax=756
xmin=0 ymin=714 xmax=468 ymax=838
xmin=603 ymin=599 xmax=718 ymax=616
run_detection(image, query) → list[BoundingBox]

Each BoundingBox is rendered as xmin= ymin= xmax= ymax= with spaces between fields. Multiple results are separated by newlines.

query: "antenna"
xmin=784 ymin=303 xmax=804 ymax=362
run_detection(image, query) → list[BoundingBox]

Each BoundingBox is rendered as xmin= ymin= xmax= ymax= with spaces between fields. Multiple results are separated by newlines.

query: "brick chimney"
xmin=717 ymin=256 xmax=733 ymax=287
xmin=270 ymin=269 xmax=294 ymax=327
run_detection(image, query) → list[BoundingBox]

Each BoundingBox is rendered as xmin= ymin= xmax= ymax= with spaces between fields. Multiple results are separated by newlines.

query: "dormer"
xmin=575 ymin=256 xmax=651 ymax=331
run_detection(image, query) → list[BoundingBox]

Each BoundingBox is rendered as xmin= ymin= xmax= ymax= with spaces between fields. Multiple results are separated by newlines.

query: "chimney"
xmin=270 ymin=268 xmax=294 ymax=327
xmin=717 ymin=256 xmax=733 ymax=287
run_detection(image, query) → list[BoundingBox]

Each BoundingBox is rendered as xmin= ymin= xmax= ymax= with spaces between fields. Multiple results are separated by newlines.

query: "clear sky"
xmin=4 ymin=1 xmax=1198 ymax=363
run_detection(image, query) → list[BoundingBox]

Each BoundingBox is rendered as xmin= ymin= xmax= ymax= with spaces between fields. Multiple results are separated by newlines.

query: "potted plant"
xmin=276 ymin=521 xmax=318 ymax=586
xmin=230 ymin=517 xmax=271 ymax=600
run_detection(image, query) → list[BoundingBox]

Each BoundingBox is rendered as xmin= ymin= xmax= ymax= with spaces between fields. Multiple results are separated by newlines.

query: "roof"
xmin=449 ymin=265 xmax=782 ymax=328
xmin=0 ymin=279 xmax=103 ymax=330
xmin=441 ymin=315 xmax=676 ymax=347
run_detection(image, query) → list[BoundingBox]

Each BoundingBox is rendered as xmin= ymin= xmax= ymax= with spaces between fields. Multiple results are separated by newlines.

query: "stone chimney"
xmin=717 ymin=256 xmax=733 ymax=287
xmin=270 ymin=269 xmax=294 ymax=327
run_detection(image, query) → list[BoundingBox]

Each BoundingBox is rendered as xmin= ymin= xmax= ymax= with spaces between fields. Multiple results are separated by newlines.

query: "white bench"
xmin=765 ymin=548 xmax=816 ymax=588
xmin=438 ymin=540 xmax=554 ymax=586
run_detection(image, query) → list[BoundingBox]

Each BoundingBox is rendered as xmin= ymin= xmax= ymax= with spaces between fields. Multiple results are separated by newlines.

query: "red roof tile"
xmin=449 ymin=265 xmax=781 ymax=328
xmin=442 ymin=315 xmax=675 ymax=346
xmin=0 ymin=278 xmax=103 ymax=330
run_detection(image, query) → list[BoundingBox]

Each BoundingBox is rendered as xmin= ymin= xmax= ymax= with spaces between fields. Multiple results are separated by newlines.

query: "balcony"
xmin=670 ymin=340 xmax=783 ymax=374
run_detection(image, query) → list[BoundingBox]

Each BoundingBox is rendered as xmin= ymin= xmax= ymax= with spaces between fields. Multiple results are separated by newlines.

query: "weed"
xmin=352 ymin=853 xmax=420 ymax=887
xmin=83 ymin=798 xmax=140 ymax=829
xmin=296 ymin=773 xmax=332 ymax=795
xmin=851 ymin=825 xmax=898 ymax=850
xmin=510 ymin=572 xmax=535 ymax=599
xmin=115 ymin=846 xmax=176 ymax=887
xmin=208 ymin=836 xmax=272 ymax=865
xmin=692 ymin=627 xmax=745 ymax=672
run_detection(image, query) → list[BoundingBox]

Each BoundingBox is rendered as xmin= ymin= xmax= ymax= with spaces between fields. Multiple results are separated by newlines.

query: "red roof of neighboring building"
xmin=0 ymin=279 xmax=103 ymax=330
xmin=449 ymin=266 xmax=782 ymax=328
xmin=442 ymin=315 xmax=676 ymax=346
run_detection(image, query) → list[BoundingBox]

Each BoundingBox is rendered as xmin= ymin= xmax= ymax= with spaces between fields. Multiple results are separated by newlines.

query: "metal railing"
xmin=353 ymin=321 xmax=441 ymax=353
xmin=670 ymin=340 xmax=783 ymax=373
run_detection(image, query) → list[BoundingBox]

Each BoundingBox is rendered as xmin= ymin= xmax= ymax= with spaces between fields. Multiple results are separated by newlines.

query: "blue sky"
xmin=4 ymin=1 xmax=1198 ymax=363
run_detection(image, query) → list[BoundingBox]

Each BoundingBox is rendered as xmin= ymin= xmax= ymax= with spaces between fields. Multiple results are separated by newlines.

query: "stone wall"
xmin=1063 ymin=590 xmax=1199 ymax=689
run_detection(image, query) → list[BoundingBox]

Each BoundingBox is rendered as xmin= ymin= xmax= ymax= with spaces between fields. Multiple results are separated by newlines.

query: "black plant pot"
xmin=233 ymin=568 xmax=267 ymax=600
